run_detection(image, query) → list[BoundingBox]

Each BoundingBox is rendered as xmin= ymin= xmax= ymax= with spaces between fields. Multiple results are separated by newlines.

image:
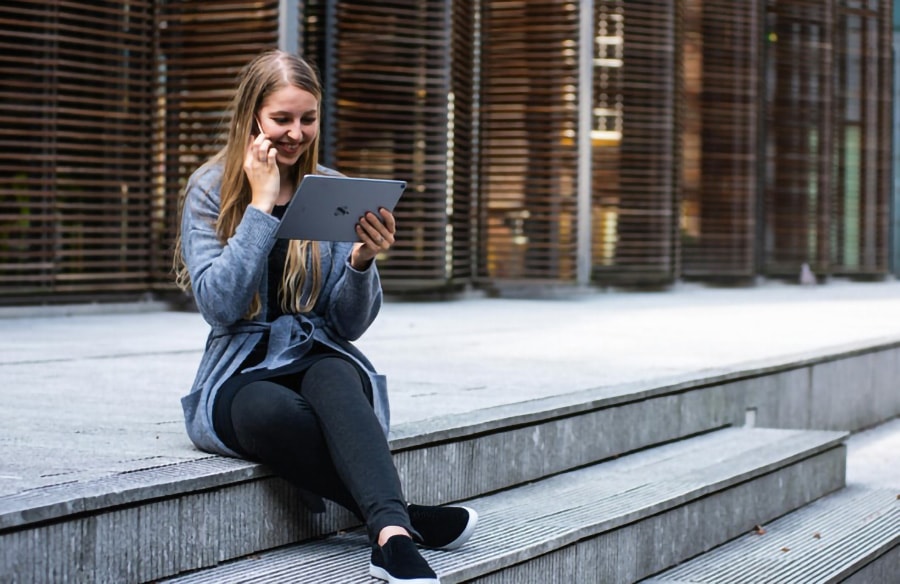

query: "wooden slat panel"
xmin=155 ymin=0 xmax=280 ymax=290
xmin=0 ymin=0 xmax=155 ymax=299
xmin=681 ymin=0 xmax=762 ymax=278
xmin=591 ymin=0 xmax=680 ymax=285
xmin=762 ymin=0 xmax=834 ymax=277
xmin=479 ymin=0 xmax=580 ymax=283
xmin=309 ymin=0 xmax=475 ymax=292
xmin=2 ymin=1 xmax=895 ymax=303
xmin=831 ymin=0 xmax=891 ymax=276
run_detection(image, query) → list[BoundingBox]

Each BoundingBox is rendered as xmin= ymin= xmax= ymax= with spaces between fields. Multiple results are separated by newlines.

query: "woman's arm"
xmin=181 ymin=174 xmax=279 ymax=326
xmin=323 ymin=242 xmax=383 ymax=341
xmin=323 ymin=205 xmax=396 ymax=340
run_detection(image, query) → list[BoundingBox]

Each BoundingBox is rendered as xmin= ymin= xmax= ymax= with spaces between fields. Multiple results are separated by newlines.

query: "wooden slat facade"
xmin=304 ymin=0 xmax=476 ymax=292
xmin=478 ymin=0 xmax=580 ymax=283
xmin=155 ymin=0 xmax=280 ymax=288
xmin=681 ymin=0 xmax=763 ymax=279
xmin=682 ymin=0 xmax=893 ymax=282
xmin=0 ymin=1 xmax=895 ymax=303
xmin=0 ymin=0 xmax=155 ymax=299
xmin=831 ymin=0 xmax=892 ymax=276
xmin=591 ymin=0 xmax=681 ymax=284
xmin=762 ymin=0 xmax=835 ymax=277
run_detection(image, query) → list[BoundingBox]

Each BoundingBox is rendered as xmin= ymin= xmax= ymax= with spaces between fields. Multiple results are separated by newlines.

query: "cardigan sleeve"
xmin=180 ymin=169 xmax=280 ymax=326
xmin=321 ymin=242 xmax=383 ymax=341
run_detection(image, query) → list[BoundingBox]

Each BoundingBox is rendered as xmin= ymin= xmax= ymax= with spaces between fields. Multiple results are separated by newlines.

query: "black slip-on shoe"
xmin=369 ymin=535 xmax=440 ymax=584
xmin=408 ymin=504 xmax=479 ymax=551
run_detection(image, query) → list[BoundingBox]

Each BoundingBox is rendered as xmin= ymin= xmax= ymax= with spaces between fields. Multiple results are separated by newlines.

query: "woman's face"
xmin=256 ymin=84 xmax=319 ymax=170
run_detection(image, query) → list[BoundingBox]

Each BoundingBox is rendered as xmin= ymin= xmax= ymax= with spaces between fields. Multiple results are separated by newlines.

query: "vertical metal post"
xmin=577 ymin=0 xmax=594 ymax=286
xmin=891 ymin=0 xmax=900 ymax=274
xmin=755 ymin=0 xmax=769 ymax=278
xmin=320 ymin=0 xmax=338 ymax=167
xmin=278 ymin=0 xmax=299 ymax=54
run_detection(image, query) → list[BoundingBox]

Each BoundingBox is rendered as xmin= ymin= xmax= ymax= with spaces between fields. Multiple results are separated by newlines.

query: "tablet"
xmin=275 ymin=174 xmax=406 ymax=241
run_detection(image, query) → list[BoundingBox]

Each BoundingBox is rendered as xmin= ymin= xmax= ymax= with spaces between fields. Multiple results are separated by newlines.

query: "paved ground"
xmin=1 ymin=280 xmax=900 ymax=498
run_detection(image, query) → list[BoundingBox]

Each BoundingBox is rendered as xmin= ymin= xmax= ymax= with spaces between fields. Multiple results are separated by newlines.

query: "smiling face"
xmin=256 ymin=84 xmax=319 ymax=172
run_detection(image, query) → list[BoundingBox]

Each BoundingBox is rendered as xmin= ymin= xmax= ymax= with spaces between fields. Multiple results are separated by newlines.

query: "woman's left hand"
xmin=350 ymin=208 xmax=396 ymax=270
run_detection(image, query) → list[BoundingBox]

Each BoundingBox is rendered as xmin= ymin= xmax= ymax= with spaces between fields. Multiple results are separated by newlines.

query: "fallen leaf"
xmin=812 ymin=532 xmax=821 ymax=539
xmin=781 ymin=547 xmax=791 ymax=553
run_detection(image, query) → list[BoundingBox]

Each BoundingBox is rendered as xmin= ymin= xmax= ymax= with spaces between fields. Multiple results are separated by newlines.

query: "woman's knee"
xmin=301 ymin=357 xmax=367 ymax=398
xmin=306 ymin=357 xmax=358 ymax=381
xmin=230 ymin=380 xmax=312 ymax=438
xmin=228 ymin=381 xmax=334 ymax=483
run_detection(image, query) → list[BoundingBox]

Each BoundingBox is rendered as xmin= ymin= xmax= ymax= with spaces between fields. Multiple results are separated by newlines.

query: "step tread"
xmin=643 ymin=484 xmax=900 ymax=583
xmin=161 ymin=427 xmax=846 ymax=583
xmin=0 ymin=456 xmax=261 ymax=530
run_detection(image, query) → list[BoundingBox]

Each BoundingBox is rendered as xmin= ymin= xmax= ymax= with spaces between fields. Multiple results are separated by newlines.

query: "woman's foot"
xmin=369 ymin=535 xmax=440 ymax=584
xmin=408 ymin=504 xmax=479 ymax=550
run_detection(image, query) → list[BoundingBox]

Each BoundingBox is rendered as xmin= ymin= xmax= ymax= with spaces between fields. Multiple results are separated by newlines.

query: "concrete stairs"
xmin=643 ymin=484 xmax=899 ymax=583
xmin=159 ymin=428 xmax=847 ymax=583
xmin=3 ymin=341 xmax=900 ymax=583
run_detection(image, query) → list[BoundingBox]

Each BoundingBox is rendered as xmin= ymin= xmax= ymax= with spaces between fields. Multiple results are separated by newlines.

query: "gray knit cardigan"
xmin=179 ymin=161 xmax=389 ymax=458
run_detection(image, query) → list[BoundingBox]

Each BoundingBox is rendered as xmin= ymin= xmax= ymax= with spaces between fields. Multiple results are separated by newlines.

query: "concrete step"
xmin=5 ymin=329 xmax=884 ymax=584
xmin=643 ymin=484 xmax=900 ymax=584
xmin=160 ymin=427 xmax=847 ymax=584
xmin=0 ymin=375 xmax=759 ymax=584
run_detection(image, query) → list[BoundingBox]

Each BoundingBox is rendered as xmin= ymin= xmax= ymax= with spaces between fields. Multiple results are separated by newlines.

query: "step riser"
xmin=462 ymin=447 xmax=846 ymax=584
xmin=396 ymin=386 xmax=741 ymax=504
xmin=730 ymin=345 xmax=900 ymax=432
xmin=0 ymin=480 xmax=359 ymax=584
xmin=840 ymin=545 xmax=900 ymax=584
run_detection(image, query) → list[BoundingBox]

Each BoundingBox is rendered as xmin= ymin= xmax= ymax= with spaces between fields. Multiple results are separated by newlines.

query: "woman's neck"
xmin=275 ymin=164 xmax=296 ymax=206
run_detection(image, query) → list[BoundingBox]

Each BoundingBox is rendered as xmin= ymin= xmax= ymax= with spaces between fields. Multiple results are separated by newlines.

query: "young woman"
xmin=173 ymin=49 xmax=476 ymax=584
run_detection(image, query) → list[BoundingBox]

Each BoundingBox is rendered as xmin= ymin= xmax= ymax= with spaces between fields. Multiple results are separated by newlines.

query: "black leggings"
xmin=212 ymin=357 xmax=412 ymax=544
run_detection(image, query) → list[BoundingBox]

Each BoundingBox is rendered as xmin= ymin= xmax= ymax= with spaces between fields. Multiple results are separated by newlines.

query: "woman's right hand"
xmin=244 ymin=129 xmax=280 ymax=214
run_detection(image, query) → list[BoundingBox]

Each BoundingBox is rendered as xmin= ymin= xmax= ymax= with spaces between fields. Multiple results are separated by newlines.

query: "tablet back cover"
xmin=275 ymin=175 xmax=405 ymax=241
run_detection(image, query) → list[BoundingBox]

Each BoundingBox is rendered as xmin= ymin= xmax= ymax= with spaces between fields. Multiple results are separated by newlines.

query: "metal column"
xmin=577 ymin=0 xmax=594 ymax=286
xmin=278 ymin=0 xmax=299 ymax=53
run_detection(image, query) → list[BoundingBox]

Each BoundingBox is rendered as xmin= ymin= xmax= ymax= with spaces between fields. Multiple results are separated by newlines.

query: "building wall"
xmin=0 ymin=0 xmax=893 ymax=303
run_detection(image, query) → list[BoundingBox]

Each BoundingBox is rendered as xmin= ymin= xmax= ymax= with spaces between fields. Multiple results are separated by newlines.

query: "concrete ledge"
xmin=0 ymin=385 xmax=745 ymax=582
xmin=391 ymin=337 xmax=900 ymax=450
xmin=4 ymin=334 xmax=895 ymax=525
xmin=644 ymin=484 xmax=899 ymax=584
xmin=158 ymin=427 xmax=847 ymax=584
xmin=0 ymin=457 xmax=260 ymax=531
xmin=0 ymin=374 xmax=749 ymax=531
xmin=2 ymin=335 xmax=889 ymax=532
xmin=1 ymin=335 xmax=887 ymax=583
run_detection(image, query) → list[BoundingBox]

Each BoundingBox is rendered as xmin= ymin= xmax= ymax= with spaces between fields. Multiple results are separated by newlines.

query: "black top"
xmin=266 ymin=204 xmax=289 ymax=321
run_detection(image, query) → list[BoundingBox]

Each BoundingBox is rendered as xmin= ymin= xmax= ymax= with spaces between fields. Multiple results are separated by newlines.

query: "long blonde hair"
xmin=174 ymin=50 xmax=323 ymax=317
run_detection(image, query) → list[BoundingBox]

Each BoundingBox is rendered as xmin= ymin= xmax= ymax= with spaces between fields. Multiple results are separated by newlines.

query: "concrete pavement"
xmin=2 ymin=280 xmax=900 ymax=499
